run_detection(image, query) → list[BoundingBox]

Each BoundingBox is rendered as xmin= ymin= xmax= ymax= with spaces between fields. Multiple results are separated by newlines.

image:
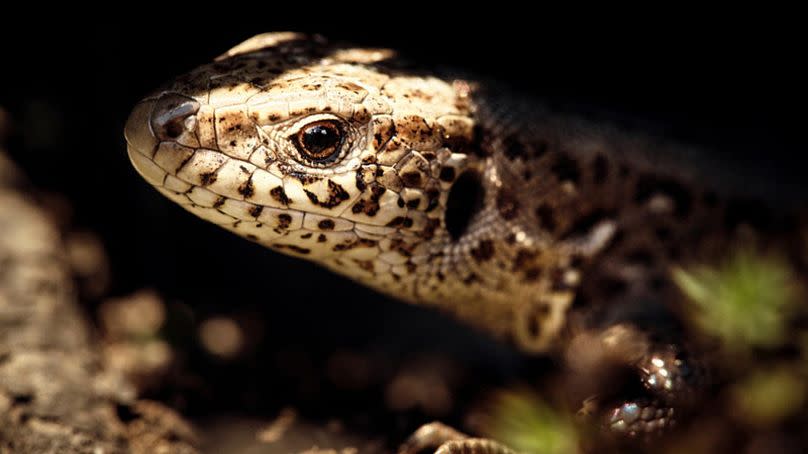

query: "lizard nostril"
xmin=150 ymin=93 xmax=200 ymax=141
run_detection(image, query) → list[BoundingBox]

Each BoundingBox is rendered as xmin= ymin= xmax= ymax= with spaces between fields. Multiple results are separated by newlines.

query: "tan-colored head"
xmin=125 ymin=32 xmax=480 ymax=302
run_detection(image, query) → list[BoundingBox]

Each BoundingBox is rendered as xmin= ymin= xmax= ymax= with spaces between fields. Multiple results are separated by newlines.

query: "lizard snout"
xmin=125 ymin=93 xmax=200 ymax=185
xmin=148 ymin=93 xmax=200 ymax=142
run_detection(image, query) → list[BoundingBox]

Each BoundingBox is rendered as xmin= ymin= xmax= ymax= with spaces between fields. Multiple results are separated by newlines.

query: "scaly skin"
xmin=124 ymin=33 xmax=805 ymax=448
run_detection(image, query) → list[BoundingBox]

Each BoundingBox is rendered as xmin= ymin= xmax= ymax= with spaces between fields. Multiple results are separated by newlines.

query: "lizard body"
xmin=124 ymin=33 xmax=806 ymax=447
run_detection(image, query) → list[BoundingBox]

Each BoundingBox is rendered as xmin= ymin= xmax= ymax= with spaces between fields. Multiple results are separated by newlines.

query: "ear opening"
xmin=445 ymin=170 xmax=485 ymax=241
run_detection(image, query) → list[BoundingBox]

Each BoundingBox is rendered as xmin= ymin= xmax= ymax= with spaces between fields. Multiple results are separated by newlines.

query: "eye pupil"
xmin=303 ymin=125 xmax=338 ymax=153
xmin=294 ymin=120 xmax=344 ymax=162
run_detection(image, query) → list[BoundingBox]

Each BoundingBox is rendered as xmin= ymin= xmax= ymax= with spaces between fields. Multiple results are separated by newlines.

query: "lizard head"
xmin=125 ymin=32 xmax=482 ymax=301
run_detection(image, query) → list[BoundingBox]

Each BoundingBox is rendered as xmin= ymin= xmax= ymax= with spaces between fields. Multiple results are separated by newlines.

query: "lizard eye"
xmin=291 ymin=119 xmax=345 ymax=164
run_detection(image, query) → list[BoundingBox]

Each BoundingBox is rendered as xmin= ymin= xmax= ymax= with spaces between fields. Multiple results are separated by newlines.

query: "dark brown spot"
xmin=496 ymin=190 xmax=520 ymax=220
xmin=406 ymin=199 xmax=420 ymax=209
xmin=318 ymin=219 xmax=335 ymax=230
xmin=337 ymin=81 xmax=364 ymax=92
xmin=350 ymin=185 xmax=386 ymax=216
xmin=274 ymin=244 xmax=310 ymax=254
xmin=524 ymin=304 xmax=549 ymax=338
xmin=503 ymin=135 xmax=523 ymax=160
xmin=238 ymin=179 xmax=255 ymax=198
xmin=421 ymin=218 xmax=440 ymax=240
xmin=462 ymin=273 xmax=480 ymax=284
xmin=551 ymin=153 xmax=580 ymax=184
xmin=524 ymin=267 xmax=541 ymax=281
xmin=213 ymin=197 xmax=226 ymax=208
xmin=513 ymin=249 xmax=538 ymax=270
xmin=470 ymin=239 xmax=495 ymax=262
xmin=354 ymin=259 xmax=374 ymax=272
xmin=304 ymin=190 xmax=320 ymax=206
xmin=389 ymin=238 xmax=414 ymax=256
xmin=386 ymin=217 xmax=407 ymax=227
xmin=301 ymin=233 xmax=313 ymax=239
xmin=535 ymin=204 xmax=557 ymax=232
xmin=332 ymin=242 xmax=351 ymax=251
xmin=525 ymin=307 xmax=542 ymax=339
xmin=355 ymin=170 xmax=368 ymax=191
xmin=290 ymin=171 xmax=321 ymax=185
xmin=356 ymin=202 xmax=378 ymax=216
xmin=352 ymin=201 xmax=368 ymax=214
xmin=199 ymin=172 xmax=217 ymax=186
xmin=321 ymin=180 xmax=351 ymax=208
xmin=249 ymin=205 xmax=263 ymax=218
xmin=333 ymin=239 xmax=378 ymax=252
xmin=467 ymin=124 xmax=491 ymax=157
xmin=372 ymin=120 xmax=396 ymax=151
xmin=425 ymin=189 xmax=441 ymax=213
xmin=400 ymin=171 xmax=423 ymax=187
xmin=277 ymin=214 xmax=292 ymax=229
xmin=439 ymin=166 xmax=456 ymax=182
xmin=318 ymin=234 xmax=327 ymax=243
xmin=270 ymin=186 xmax=290 ymax=205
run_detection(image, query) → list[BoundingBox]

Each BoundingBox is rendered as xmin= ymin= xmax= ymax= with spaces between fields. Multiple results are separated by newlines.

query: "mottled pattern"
xmin=125 ymin=33 xmax=805 ymax=444
xmin=125 ymin=33 xmax=581 ymax=352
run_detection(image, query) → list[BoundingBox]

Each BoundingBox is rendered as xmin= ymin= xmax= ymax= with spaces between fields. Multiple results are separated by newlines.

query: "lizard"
xmin=123 ymin=32 xmax=806 ymax=452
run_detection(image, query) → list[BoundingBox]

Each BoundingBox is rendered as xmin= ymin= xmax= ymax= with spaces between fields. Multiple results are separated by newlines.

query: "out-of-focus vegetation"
xmin=485 ymin=244 xmax=808 ymax=453
xmin=483 ymin=388 xmax=578 ymax=454
xmin=674 ymin=246 xmax=807 ymax=431
xmin=672 ymin=248 xmax=801 ymax=351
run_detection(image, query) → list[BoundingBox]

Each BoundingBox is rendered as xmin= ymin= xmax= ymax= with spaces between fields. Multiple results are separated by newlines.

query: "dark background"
xmin=1 ymin=13 xmax=805 ymax=428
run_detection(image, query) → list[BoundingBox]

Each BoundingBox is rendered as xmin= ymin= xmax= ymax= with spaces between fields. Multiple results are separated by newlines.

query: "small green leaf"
xmin=483 ymin=389 xmax=577 ymax=454
xmin=672 ymin=248 xmax=800 ymax=350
